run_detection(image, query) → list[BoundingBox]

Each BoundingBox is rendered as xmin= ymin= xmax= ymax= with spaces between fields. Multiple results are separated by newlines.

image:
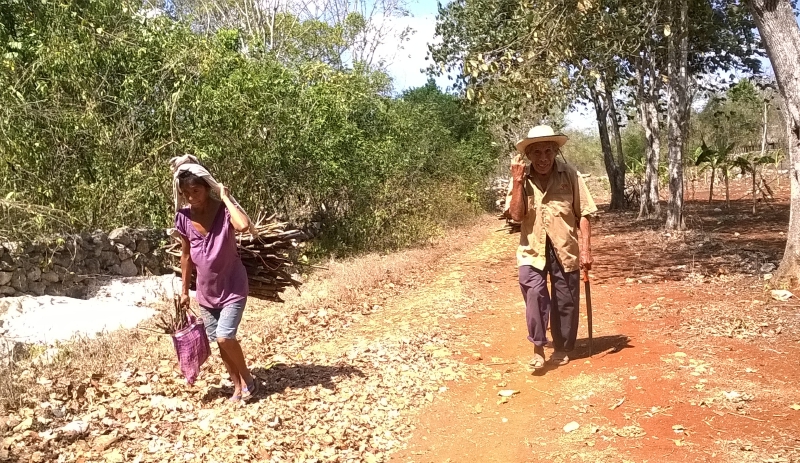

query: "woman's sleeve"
xmin=174 ymin=210 xmax=187 ymax=238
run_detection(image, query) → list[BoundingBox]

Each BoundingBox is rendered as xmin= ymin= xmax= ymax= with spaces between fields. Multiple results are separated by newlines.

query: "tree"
xmin=589 ymin=74 xmax=628 ymax=210
xmin=157 ymin=0 xmax=411 ymax=69
xmin=428 ymin=0 xmax=762 ymax=216
xmin=428 ymin=0 xmax=652 ymax=210
xmin=746 ymin=0 xmax=800 ymax=283
xmin=634 ymin=48 xmax=662 ymax=218
xmin=0 ymin=0 xmax=500 ymax=249
xmin=663 ymin=0 xmax=688 ymax=230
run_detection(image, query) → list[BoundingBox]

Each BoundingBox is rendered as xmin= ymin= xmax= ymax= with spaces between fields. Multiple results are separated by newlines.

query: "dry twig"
xmin=154 ymin=296 xmax=190 ymax=334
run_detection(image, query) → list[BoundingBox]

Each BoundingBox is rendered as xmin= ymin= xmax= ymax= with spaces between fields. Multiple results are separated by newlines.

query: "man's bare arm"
xmin=508 ymin=158 xmax=527 ymax=222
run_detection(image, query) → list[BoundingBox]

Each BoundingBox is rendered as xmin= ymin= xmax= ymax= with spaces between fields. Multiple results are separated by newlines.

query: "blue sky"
xmin=380 ymin=0 xmax=597 ymax=129
xmin=407 ymin=0 xmax=438 ymax=15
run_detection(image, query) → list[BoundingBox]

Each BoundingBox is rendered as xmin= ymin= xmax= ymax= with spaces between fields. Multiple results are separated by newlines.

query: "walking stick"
xmin=583 ymin=268 xmax=594 ymax=355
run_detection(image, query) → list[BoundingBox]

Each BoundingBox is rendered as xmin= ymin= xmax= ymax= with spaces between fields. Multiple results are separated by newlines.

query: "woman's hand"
xmin=180 ymin=293 xmax=190 ymax=309
xmin=217 ymin=182 xmax=252 ymax=232
xmin=218 ymin=183 xmax=232 ymax=202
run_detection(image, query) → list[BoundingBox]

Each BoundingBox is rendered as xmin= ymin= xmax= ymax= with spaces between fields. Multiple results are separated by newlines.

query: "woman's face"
xmin=183 ymin=182 xmax=210 ymax=207
xmin=525 ymin=141 xmax=558 ymax=175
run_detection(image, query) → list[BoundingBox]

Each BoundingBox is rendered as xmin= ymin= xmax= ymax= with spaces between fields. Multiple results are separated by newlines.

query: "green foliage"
xmin=694 ymin=140 xmax=735 ymax=172
xmin=560 ymin=131 xmax=605 ymax=177
xmin=693 ymin=79 xmax=763 ymax=150
xmin=621 ymin=125 xmax=647 ymax=176
xmin=0 ymin=1 xmax=500 ymax=252
xmin=429 ymin=0 xmax=762 ymax=122
xmin=693 ymin=139 xmax=734 ymax=201
xmin=729 ymin=153 xmax=774 ymax=174
xmin=690 ymin=78 xmax=784 ymax=165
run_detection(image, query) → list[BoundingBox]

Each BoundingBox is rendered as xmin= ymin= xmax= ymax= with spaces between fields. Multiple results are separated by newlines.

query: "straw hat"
xmin=515 ymin=125 xmax=569 ymax=154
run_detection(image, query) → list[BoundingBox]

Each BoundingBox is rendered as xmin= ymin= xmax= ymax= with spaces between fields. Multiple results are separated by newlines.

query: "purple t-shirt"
xmin=175 ymin=205 xmax=248 ymax=308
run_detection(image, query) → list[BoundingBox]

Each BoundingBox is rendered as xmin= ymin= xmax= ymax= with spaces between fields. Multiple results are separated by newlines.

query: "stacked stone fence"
xmin=0 ymin=227 xmax=169 ymax=299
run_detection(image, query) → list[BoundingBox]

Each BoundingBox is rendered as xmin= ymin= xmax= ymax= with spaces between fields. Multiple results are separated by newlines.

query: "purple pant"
xmin=519 ymin=240 xmax=580 ymax=352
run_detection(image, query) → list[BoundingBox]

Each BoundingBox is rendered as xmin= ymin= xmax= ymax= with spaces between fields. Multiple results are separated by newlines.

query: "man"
xmin=507 ymin=125 xmax=597 ymax=369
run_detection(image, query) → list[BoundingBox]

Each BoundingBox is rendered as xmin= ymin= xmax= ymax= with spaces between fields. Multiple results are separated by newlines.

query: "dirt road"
xmin=384 ymin=199 xmax=800 ymax=463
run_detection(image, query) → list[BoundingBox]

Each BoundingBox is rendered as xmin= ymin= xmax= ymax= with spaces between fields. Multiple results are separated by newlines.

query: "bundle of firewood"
xmin=166 ymin=214 xmax=305 ymax=302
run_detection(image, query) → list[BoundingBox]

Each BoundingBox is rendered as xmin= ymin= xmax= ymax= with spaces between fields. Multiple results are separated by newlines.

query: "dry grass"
xmin=0 ymin=282 xmax=178 ymax=412
xmin=0 ymin=342 xmax=22 ymax=410
xmin=674 ymin=278 xmax=800 ymax=343
xmin=242 ymin=216 xmax=496 ymax=340
xmin=0 ymin=325 xmax=176 ymax=413
xmin=715 ymin=438 xmax=799 ymax=463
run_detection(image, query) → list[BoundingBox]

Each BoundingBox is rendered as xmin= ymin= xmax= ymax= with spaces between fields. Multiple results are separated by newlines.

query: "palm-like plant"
xmin=695 ymin=140 xmax=735 ymax=205
xmin=730 ymin=153 xmax=775 ymax=213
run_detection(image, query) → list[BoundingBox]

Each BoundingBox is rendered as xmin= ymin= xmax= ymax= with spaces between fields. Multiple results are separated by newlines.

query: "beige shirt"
xmin=516 ymin=160 xmax=597 ymax=272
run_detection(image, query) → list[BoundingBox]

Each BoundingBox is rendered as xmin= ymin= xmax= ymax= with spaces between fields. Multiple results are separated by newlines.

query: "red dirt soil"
xmin=391 ymin=178 xmax=800 ymax=463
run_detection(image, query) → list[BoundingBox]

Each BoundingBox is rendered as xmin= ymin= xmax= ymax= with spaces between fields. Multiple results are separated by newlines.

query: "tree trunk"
xmin=637 ymin=97 xmax=654 ymax=218
xmin=642 ymin=0 xmax=663 ymax=217
xmin=748 ymin=0 xmax=800 ymax=284
xmin=591 ymin=83 xmax=626 ymax=210
xmin=754 ymin=101 xmax=769 ymax=214
xmin=605 ymin=84 xmax=627 ymax=201
xmin=709 ymin=167 xmax=715 ymax=203
xmin=752 ymin=165 xmax=758 ymax=214
xmin=724 ymin=168 xmax=730 ymax=208
xmin=645 ymin=94 xmax=661 ymax=215
xmin=665 ymin=0 xmax=688 ymax=230
xmin=636 ymin=61 xmax=652 ymax=218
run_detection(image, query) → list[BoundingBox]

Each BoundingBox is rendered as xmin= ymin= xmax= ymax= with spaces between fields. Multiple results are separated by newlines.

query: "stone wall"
xmin=0 ymin=227 xmax=169 ymax=299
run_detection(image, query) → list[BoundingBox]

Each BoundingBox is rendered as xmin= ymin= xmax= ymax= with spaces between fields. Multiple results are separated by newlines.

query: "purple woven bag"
xmin=171 ymin=315 xmax=211 ymax=385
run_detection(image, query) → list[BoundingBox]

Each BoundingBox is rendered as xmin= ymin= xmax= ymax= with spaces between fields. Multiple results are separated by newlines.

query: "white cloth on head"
xmin=169 ymin=154 xmax=258 ymax=236
xmin=170 ymin=154 xmax=222 ymax=212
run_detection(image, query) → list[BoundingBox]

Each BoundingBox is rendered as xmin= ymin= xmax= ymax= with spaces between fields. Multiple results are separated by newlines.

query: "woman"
xmin=173 ymin=168 xmax=258 ymax=402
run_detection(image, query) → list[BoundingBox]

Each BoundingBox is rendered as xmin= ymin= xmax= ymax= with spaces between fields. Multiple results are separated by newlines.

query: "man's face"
xmin=525 ymin=142 xmax=558 ymax=175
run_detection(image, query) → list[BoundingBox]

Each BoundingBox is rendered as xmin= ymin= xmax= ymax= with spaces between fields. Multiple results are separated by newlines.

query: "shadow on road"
xmin=201 ymin=362 xmax=365 ymax=403
xmin=532 ymin=334 xmax=632 ymax=376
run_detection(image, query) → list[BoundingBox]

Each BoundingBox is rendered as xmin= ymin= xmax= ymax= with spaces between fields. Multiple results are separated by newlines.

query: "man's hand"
xmin=580 ymin=250 xmax=593 ymax=271
xmin=180 ymin=293 xmax=190 ymax=309
xmin=510 ymin=155 xmax=526 ymax=184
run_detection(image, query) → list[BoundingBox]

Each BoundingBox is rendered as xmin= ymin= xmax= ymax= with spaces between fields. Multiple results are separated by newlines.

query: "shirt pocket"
xmin=548 ymin=188 xmax=574 ymax=217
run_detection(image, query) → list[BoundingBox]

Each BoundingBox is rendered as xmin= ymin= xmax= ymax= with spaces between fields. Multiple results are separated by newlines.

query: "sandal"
xmin=529 ymin=354 xmax=545 ymax=369
xmin=241 ymin=380 xmax=259 ymax=402
xmin=529 ymin=346 xmax=546 ymax=370
xmin=548 ymin=351 xmax=570 ymax=366
xmin=229 ymin=393 xmax=242 ymax=403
